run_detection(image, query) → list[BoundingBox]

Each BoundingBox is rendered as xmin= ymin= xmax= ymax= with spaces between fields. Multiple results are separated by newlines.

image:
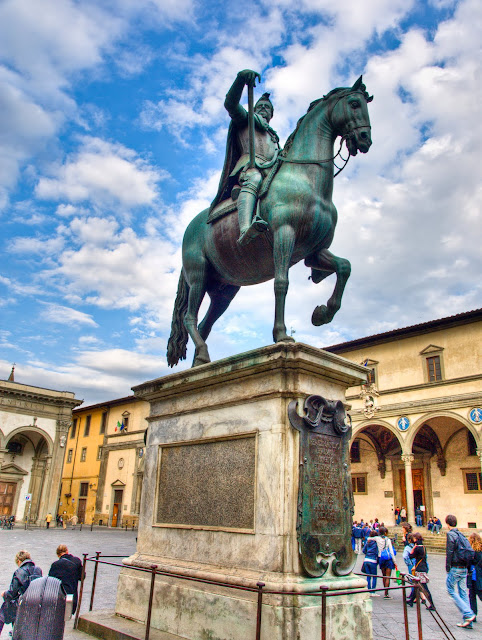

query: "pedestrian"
xmin=394 ymin=507 xmax=401 ymax=526
xmin=406 ymin=532 xmax=435 ymax=610
xmin=48 ymin=544 xmax=83 ymax=613
xmin=45 ymin=512 xmax=53 ymax=529
xmin=403 ymin=532 xmax=415 ymax=575
xmin=401 ymin=522 xmax=412 ymax=546
xmin=70 ymin=514 xmax=78 ymax=530
xmin=375 ymin=526 xmax=396 ymax=599
xmin=0 ymin=550 xmax=42 ymax=635
xmin=400 ymin=506 xmax=407 ymax=522
xmin=467 ymin=532 xmax=482 ymax=620
xmin=432 ymin=516 xmax=442 ymax=534
xmin=62 ymin=514 xmax=67 ymax=529
xmin=445 ymin=514 xmax=476 ymax=628
xmin=362 ymin=530 xmax=379 ymax=595
xmin=353 ymin=521 xmax=364 ymax=554
xmin=427 ymin=517 xmax=434 ymax=533
xmin=415 ymin=507 xmax=422 ymax=527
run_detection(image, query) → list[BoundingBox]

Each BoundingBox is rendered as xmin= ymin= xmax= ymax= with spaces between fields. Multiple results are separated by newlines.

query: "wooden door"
xmin=0 ymin=482 xmax=16 ymax=516
xmin=77 ymin=498 xmax=87 ymax=523
xmin=112 ymin=503 xmax=119 ymax=527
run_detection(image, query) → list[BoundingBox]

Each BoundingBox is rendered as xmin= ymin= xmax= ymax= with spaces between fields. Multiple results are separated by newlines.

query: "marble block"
xmin=113 ymin=342 xmax=372 ymax=640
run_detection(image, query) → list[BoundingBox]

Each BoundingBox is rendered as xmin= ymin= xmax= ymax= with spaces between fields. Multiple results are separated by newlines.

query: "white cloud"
xmin=40 ymin=303 xmax=98 ymax=327
xmin=35 ymin=137 xmax=167 ymax=209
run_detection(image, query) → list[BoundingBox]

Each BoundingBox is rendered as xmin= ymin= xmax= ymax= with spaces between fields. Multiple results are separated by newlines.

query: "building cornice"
xmin=346 ymin=374 xmax=482 ymax=400
xmin=349 ymin=390 xmax=482 ymax=420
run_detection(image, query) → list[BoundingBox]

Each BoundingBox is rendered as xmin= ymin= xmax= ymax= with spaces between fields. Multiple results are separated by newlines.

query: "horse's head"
xmin=328 ymin=76 xmax=373 ymax=156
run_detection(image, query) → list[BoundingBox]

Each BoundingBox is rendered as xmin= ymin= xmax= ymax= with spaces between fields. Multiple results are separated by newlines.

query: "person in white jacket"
xmin=375 ymin=526 xmax=396 ymax=598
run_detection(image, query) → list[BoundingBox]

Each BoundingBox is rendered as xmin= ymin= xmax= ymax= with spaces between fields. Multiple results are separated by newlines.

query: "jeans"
xmin=433 ymin=524 xmax=441 ymax=533
xmin=363 ymin=561 xmax=377 ymax=591
xmin=415 ymin=515 xmax=422 ymax=526
xmin=446 ymin=568 xmax=474 ymax=620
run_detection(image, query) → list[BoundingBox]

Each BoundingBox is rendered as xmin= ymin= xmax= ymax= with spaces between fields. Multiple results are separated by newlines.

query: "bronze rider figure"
xmin=210 ymin=69 xmax=280 ymax=246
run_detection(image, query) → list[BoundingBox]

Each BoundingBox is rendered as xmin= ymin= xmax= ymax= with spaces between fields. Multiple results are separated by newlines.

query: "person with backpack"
xmin=48 ymin=544 xmax=83 ymax=613
xmin=375 ymin=526 xmax=397 ymax=599
xmin=0 ymin=550 xmax=42 ymax=634
xmin=467 ymin=533 xmax=482 ymax=620
xmin=445 ymin=514 xmax=476 ymax=628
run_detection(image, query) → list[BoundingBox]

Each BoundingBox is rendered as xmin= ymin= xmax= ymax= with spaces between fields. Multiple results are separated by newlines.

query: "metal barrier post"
xmin=415 ymin=580 xmax=423 ymax=640
xmin=74 ymin=553 xmax=88 ymax=629
xmin=320 ymin=585 xmax=328 ymax=640
xmin=91 ymin=519 xmax=94 ymax=531
xmin=89 ymin=551 xmax=101 ymax=611
xmin=401 ymin=574 xmax=410 ymax=640
xmin=255 ymin=581 xmax=265 ymax=640
xmin=145 ymin=565 xmax=157 ymax=640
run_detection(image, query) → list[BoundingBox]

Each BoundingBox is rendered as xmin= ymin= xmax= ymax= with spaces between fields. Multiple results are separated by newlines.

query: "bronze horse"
xmin=167 ymin=77 xmax=373 ymax=367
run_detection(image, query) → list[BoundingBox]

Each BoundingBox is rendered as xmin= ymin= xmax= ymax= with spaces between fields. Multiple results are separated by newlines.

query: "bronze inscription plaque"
xmin=156 ymin=435 xmax=256 ymax=530
xmin=310 ymin=433 xmax=342 ymax=534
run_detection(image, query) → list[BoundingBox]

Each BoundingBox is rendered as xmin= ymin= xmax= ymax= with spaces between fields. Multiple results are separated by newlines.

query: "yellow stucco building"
xmin=325 ymin=309 xmax=482 ymax=530
xmin=59 ymin=402 xmax=107 ymax=524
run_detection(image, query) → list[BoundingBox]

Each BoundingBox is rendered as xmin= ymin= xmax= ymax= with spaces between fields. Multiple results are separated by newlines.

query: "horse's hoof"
xmin=273 ymin=331 xmax=296 ymax=343
xmin=192 ymin=350 xmax=211 ymax=367
xmin=312 ymin=305 xmax=330 ymax=326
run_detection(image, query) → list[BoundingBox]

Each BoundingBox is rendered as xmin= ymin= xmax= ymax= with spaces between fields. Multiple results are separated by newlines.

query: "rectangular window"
xmin=80 ymin=447 xmax=87 ymax=462
xmin=464 ymin=470 xmax=482 ymax=493
xmin=79 ymin=482 xmax=88 ymax=497
xmin=351 ymin=474 xmax=367 ymax=494
xmin=350 ymin=440 xmax=361 ymax=463
xmin=84 ymin=415 xmax=91 ymax=437
xmin=426 ymin=355 xmax=442 ymax=382
xmin=67 ymin=449 xmax=73 ymax=463
xmin=123 ymin=416 xmax=129 ymax=429
xmin=97 ymin=446 xmax=102 ymax=460
xmin=100 ymin=412 xmax=107 ymax=434
xmin=366 ymin=368 xmax=376 ymax=385
xmin=71 ymin=418 xmax=77 ymax=439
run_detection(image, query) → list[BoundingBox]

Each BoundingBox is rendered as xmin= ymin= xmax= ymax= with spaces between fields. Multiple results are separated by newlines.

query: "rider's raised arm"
xmin=224 ymin=69 xmax=260 ymax=125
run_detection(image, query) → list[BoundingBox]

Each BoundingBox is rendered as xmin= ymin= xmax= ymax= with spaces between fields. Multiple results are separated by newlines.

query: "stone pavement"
xmin=0 ymin=527 xmax=478 ymax=639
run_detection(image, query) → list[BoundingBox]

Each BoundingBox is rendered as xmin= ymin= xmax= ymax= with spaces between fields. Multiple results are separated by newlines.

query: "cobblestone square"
xmin=0 ymin=527 xmax=478 ymax=639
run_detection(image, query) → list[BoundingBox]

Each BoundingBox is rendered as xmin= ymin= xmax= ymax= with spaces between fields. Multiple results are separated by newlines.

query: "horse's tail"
xmin=167 ymin=271 xmax=189 ymax=367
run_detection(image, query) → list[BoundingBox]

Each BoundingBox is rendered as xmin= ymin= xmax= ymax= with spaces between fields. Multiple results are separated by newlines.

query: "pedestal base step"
xmin=78 ymin=610 xmax=185 ymax=640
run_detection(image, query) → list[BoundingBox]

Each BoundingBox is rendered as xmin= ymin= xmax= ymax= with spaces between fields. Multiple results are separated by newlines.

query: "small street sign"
xmin=25 ymin=493 xmax=32 ymax=501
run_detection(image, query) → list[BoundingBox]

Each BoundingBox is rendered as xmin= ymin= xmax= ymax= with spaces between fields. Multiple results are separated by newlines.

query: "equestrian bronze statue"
xmin=167 ymin=70 xmax=373 ymax=367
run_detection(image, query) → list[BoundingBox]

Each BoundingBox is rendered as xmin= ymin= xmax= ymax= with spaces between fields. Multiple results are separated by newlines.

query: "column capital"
xmin=401 ymin=454 xmax=415 ymax=465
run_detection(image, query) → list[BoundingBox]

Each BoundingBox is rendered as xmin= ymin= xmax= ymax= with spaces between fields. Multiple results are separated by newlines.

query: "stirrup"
xmin=237 ymin=219 xmax=268 ymax=246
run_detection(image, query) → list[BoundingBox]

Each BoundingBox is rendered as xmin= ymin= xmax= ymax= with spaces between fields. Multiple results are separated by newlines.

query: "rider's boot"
xmin=237 ymin=170 xmax=268 ymax=246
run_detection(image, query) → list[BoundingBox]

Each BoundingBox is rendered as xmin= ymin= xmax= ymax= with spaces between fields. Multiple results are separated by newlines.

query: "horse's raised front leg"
xmin=183 ymin=258 xmax=211 ymax=367
xmin=273 ymin=225 xmax=296 ymax=343
xmin=306 ymin=248 xmax=351 ymax=326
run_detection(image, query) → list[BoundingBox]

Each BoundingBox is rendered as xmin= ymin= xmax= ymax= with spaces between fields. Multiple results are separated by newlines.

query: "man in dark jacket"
xmin=48 ymin=544 xmax=83 ymax=613
xmin=0 ymin=550 xmax=42 ymax=633
xmin=445 ymin=514 xmax=476 ymax=628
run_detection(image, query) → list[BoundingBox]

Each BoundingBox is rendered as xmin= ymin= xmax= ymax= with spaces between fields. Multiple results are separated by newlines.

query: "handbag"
xmin=380 ymin=538 xmax=395 ymax=563
xmin=411 ymin=546 xmax=425 ymax=575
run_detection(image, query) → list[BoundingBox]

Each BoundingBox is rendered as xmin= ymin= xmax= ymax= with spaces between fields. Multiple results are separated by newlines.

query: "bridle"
xmin=277 ymin=90 xmax=371 ymax=177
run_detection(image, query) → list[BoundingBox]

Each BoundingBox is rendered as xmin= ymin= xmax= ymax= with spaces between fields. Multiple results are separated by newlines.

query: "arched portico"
xmin=1 ymin=428 xmax=52 ymax=522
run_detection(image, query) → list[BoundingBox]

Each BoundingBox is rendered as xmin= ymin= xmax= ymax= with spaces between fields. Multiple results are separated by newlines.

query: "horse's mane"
xmin=282 ymin=87 xmax=358 ymax=155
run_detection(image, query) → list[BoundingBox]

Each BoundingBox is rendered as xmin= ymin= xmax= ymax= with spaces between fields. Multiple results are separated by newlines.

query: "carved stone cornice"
xmin=0 ymin=386 xmax=82 ymax=420
xmin=347 ymin=391 xmax=482 ymax=421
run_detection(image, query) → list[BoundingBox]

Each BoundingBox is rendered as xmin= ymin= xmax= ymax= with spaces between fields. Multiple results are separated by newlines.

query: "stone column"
xmin=401 ymin=454 xmax=415 ymax=524
xmin=42 ymin=419 xmax=71 ymax=524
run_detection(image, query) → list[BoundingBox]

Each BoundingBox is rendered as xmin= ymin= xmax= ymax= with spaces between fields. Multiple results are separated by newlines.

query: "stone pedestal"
xmin=114 ymin=343 xmax=371 ymax=640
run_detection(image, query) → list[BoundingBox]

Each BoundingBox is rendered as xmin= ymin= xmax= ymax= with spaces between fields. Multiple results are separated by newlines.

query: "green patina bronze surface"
xmin=167 ymin=70 xmax=373 ymax=368
xmin=288 ymin=395 xmax=355 ymax=578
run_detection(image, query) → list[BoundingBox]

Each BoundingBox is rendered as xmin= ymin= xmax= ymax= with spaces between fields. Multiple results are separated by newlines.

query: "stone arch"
xmin=406 ymin=410 xmax=480 ymax=452
xmin=5 ymin=425 xmax=54 ymax=456
xmin=352 ymin=419 xmax=404 ymax=479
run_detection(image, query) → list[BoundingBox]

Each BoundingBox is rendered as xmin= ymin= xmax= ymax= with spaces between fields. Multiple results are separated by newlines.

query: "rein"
xmin=278 ymin=135 xmax=351 ymax=177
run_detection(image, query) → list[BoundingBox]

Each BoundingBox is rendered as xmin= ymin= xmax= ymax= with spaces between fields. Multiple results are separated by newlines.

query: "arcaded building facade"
xmin=325 ymin=310 xmax=482 ymax=530
xmin=0 ymin=374 xmax=81 ymax=524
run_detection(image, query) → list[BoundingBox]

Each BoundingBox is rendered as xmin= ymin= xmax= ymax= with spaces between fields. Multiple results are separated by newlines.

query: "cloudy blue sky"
xmin=1 ymin=0 xmax=480 ymax=405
